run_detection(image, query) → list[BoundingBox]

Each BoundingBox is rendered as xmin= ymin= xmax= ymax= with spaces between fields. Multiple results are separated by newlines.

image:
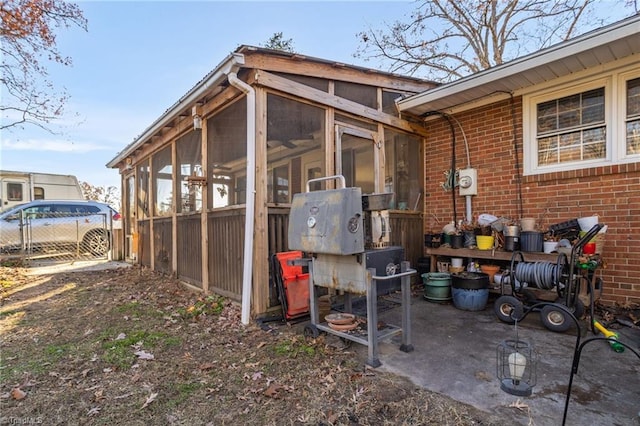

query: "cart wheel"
xmin=494 ymin=296 xmax=524 ymax=324
xmin=557 ymin=297 xmax=585 ymax=319
xmin=540 ymin=305 xmax=572 ymax=332
xmin=303 ymin=324 xmax=319 ymax=339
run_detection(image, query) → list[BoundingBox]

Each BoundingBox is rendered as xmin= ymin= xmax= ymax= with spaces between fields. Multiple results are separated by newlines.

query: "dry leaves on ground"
xmin=0 ymin=264 xmax=502 ymax=425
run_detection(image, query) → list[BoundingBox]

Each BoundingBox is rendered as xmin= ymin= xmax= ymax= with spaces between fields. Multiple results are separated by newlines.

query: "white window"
xmin=524 ymin=69 xmax=640 ymax=175
xmin=626 ymin=77 xmax=640 ymax=155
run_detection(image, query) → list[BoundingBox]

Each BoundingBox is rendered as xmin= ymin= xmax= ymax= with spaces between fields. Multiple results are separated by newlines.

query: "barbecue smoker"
xmin=288 ymin=175 xmax=415 ymax=367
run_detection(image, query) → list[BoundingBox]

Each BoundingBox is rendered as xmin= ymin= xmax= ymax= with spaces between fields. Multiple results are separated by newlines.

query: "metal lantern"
xmin=497 ymin=323 xmax=537 ymax=396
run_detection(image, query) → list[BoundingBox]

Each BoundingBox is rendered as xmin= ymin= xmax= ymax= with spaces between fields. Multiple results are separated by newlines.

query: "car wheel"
xmin=83 ymin=230 xmax=110 ymax=256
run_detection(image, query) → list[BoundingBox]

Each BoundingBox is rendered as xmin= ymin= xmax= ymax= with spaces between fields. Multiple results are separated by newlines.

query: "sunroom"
xmin=107 ymin=46 xmax=435 ymax=319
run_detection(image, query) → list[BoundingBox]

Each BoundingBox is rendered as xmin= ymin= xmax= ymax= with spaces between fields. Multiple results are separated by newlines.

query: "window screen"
xmin=384 ymin=130 xmax=422 ymax=210
xmin=536 ymin=88 xmax=606 ymax=166
xmin=176 ymin=130 xmax=203 ymax=213
xmin=153 ymin=146 xmax=173 ymax=216
xmin=207 ymin=99 xmax=247 ymax=208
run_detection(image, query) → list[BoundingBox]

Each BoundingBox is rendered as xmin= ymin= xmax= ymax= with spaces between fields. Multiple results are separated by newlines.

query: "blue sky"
xmin=1 ymin=1 xmax=417 ymax=188
xmin=0 ymin=1 xmax=631 ymax=188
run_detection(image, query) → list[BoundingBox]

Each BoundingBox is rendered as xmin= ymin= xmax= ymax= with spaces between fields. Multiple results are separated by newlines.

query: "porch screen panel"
xmin=177 ymin=215 xmax=202 ymax=285
xmin=153 ymin=217 xmax=172 ymax=275
xmin=152 ymin=146 xmax=173 ymax=216
xmin=137 ymin=162 xmax=150 ymax=219
xmin=126 ymin=176 xmax=135 ymax=235
xmin=273 ymin=72 xmax=329 ymax=92
xmin=207 ymin=209 xmax=245 ymax=301
xmin=384 ymin=130 xmax=422 ymax=211
xmin=176 ymin=129 xmax=203 ymax=213
xmin=207 ymin=99 xmax=247 ymax=208
xmin=335 ymin=81 xmax=377 ymax=109
xmin=266 ymin=94 xmax=325 ymax=201
xmin=341 ymin=134 xmax=375 ymax=194
xmin=138 ymin=219 xmax=151 ymax=267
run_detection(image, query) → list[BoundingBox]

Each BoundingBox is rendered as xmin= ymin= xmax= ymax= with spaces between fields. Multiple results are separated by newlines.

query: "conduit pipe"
xmin=227 ymin=71 xmax=256 ymax=326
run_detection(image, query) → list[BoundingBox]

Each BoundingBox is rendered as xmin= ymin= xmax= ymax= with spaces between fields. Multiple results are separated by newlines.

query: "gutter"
xmin=106 ymin=53 xmax=246 ymax=168
xmin=227 ymin=71 xmax=256 ymax=326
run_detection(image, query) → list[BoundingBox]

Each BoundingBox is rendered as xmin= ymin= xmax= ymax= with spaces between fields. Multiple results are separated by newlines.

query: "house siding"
xmin=423 ymin=97 xmax=640 ymax=305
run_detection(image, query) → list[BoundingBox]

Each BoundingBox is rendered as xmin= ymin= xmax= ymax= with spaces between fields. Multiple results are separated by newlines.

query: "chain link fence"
xmin=0 ymin=212 xmax=113 ymax=263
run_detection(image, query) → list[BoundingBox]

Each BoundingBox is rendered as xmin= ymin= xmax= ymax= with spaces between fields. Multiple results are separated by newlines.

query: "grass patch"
xmin=100 ymin=330 xmax=181 ymax=369
xmin=177 ymin=295 xmax=225 ymax=320
xmin=273 ymin=337 xmax=317 ymax=358
xmin=115 ymin=301 xmax=163 ymax=318
xmin=166 ymin=381 xmax=205 ymax=407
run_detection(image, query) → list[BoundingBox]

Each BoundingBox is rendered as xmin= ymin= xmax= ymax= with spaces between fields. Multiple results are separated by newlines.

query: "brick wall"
xmin=422 ymin=97 xmax=640 ymax=306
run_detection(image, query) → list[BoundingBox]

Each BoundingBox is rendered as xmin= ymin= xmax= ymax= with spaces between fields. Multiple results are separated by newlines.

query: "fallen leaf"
xmin=509 ymin=399 xmax=530 ymax=411
xmin=87 ymin=407 xmax=101 ymax=416
xmin=199 ymin=362 xmax=217 ymax=371
xmin=10 ymin=388 xmax=26 ymax=400
xmin=94 ymin=388 xmax=105 ymax=402
xmin=264 ymin=383 xmax=284 ymax=398
xmin=141 ymin=392 xmax=158 ymax=409
xmin=134 ymin=350 xmax=154 ymax=360
xmin=115 ymin=332 xmax=126 ymax=340
xmin=252 ymin=371 xmax=263 ymax=381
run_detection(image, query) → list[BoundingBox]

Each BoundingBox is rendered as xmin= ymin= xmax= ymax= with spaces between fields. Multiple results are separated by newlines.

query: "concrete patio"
xmin=321 ymin=291 xmax=640 ymax=426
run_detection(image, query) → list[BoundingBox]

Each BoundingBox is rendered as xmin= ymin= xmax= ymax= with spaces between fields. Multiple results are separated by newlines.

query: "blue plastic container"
xmin=451 ymin=287 xmax=489 ymax=311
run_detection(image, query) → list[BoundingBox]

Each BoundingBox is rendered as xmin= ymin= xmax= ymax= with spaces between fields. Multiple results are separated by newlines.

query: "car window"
xmin=23 ymin=205 xmax=54 ymax=219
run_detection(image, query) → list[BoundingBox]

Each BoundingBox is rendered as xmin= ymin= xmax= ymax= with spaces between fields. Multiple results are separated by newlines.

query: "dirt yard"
xmin=0 ymin=263 xmax=503 ymax=425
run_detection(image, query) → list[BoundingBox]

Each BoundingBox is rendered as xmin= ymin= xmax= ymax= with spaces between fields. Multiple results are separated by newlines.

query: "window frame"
xmin=621 ymin=71 xmax=640 ymax=158
xmin=523 ymin=77 xmax=612 ymax=175
xmin=523 ymin=66 xmax=640 ymax=175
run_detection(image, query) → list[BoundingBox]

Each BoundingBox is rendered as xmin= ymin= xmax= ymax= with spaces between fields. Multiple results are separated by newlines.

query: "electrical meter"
xmin=458 ymin=168 xmax=478 ymax=196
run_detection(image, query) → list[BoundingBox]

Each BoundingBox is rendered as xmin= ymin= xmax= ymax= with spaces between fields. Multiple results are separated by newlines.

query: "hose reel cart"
xmin=494 ymin=224 xmax=604 ymax=332
xmin=287 ymin=175 xmax=415 ymax=367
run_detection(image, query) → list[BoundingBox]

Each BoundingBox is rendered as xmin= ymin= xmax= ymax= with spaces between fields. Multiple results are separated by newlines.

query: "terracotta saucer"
xmin=324 ymin=313 xmax=356 ymax=325
xmin=328 ymin=321 xmax=358 ymax=331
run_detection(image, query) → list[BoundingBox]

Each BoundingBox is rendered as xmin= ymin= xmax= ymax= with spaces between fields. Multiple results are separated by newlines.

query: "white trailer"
xmin=0 ymin=170 xmax=84 ymax=211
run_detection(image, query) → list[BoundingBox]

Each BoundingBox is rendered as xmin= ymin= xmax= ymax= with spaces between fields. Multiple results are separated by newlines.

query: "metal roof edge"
xmin=106 ymin=52 xmax=245 ymax=168
xmin=398 ymin=14 xmax=640 ymax=113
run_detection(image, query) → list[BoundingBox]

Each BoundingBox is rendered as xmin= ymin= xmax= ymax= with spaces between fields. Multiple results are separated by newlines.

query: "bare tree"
xmin=262 ymin=32 xmax=295 ymax=52
xmin=80 ymin=181 xmax=120 ymax=210
xmin=356 ymin=0 xmax=636 ymax=82
xmin=1 ymin=0 xmax=87 ymax=131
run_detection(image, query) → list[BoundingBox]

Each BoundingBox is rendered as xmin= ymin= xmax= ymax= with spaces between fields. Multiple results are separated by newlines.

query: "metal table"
xmin=304 ymin=260 xmax=415 ymax=367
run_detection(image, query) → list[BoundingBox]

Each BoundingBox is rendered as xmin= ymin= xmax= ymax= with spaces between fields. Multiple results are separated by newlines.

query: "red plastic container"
xmin=583 ymin=242 xmax=596 ymax=255
xmin=275 ymin=251 xmax=309 ymax=319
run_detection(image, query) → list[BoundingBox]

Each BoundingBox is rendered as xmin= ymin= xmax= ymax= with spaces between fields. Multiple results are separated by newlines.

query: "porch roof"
xmin=106 ymin=45 xmax=434 ymax=169
xmin=397 ymin=14 xmax=640 ymax=117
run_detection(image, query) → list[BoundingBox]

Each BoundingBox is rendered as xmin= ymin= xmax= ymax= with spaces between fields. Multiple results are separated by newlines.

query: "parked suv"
xmin=0 ymin=200 xmax=121 ymax=256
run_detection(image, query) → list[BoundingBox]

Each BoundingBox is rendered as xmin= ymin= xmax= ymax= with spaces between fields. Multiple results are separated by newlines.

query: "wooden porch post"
xmin=252 ymin=85 xmax=269 ymax=315
xmin=201 ymin=118 xmax=209 ymax=292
